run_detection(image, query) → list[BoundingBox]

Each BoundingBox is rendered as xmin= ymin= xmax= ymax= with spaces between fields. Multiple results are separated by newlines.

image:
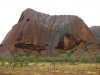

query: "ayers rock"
xmin=0 ymin=8 xmax=98 ymax=57
xmin=90 ymin=26 xmax=100 ymax=43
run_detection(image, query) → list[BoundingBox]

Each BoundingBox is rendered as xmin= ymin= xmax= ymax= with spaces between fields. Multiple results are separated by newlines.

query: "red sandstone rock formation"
xmin=0 ymin=8 xmax=98 ymax=57
xmin=90 ymin=26 xmax=100 ymax=43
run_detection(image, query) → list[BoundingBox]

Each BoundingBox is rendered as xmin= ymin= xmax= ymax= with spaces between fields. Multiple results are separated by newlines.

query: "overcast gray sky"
xmin=0 ymin=0 xmax=100 ymax=43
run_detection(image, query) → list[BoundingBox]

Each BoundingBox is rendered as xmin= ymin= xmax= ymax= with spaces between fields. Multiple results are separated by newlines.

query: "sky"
xmin=0 ymin=0 xmax=100 ymax=43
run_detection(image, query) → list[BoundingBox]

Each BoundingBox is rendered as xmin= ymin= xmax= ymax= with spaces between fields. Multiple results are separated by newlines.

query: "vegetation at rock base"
xmin=0 ymin=54 xmax=100 ymax=75
xmin=84 ymin=41 xmax=93 ymax=46
xmin=0 ymin=54 xmax=100 ymax=66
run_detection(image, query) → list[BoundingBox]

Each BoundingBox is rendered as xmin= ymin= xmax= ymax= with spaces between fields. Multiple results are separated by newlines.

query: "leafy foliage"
xmin=0 ymin=54 xmax=100 ymax=67
xmin=69 ymin=56 xmax=76 ymax=65
xmin=56 ymin=54 xmax=69 ymax=62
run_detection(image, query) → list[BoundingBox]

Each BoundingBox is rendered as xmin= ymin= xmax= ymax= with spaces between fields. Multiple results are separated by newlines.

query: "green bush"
xmin=69 ymin=56 xmax=76 ymax=65
xmin=45 ymin=57 xmax=52 ymax=62
xmin=90 ymin=55 xmax=100 ymax=63
xmin=22 ymin=55 xmax=28 ymax=61
xmin=81 ymin=56 xmax=89 ymax=63
xmin=0 ymin=54 xmax=100 ymax=67
xmin=0 ymin=57 xmax=4 ymax=62
xmin=4 ymin=56 xmax=13 ymax=66
xmin=5 ymin=56 xmax=10 ymax=62
xmin=16 ymin=55 xmax=21 ymax=62
xmin=38 ymin=57 xmax=45 ymax=62
xmin=37 ymin=56 xmax=52 ymax=62
xmin=28 ymin=55 xmax=37 ymax=62
xmin=0 ymin=57 xmax=5 ymax=66
xmin=18 ymin=56 xmax=24 ymax=62
xmin=90 ymin=56 xmax=96 ymax=63
xmin=95 ymin=55 xmax=100 ymax=63
xmin=56 ymin=54 xmax=69 ymax=62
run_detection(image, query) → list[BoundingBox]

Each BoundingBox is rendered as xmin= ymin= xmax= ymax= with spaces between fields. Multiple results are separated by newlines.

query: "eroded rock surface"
xmin=90 ymin=26 xmax=100 ymax=43
xmin=0 ymin=8 xmax=98 ymax=57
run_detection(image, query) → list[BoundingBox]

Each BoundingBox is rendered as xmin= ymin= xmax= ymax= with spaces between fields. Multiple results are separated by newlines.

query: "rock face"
xmin=90 ymin=26 xmax=100 ymax=43
xmin=0 ymin=8 xmax=98 ymax=57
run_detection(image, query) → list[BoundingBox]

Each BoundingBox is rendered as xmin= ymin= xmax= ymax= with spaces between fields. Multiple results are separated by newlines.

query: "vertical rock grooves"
xmin=90 ymin=26 xmax=100 ymax=43
xmin=0 ymin=8 xmax=98 ymax=57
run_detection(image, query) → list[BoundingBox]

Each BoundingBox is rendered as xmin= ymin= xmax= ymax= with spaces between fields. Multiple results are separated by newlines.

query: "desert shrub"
xmin=4 ymin=56 xmax=14 ymax=66
xmin=45 ymin=57 xmax=52 ymax=62
xmin=21 ymin=55 xmax=29 ymax=66
xmin=0 ymin=57 xmax=4 ymax=62
xmin=38 ymin=57 xmax=45 ymax=62
xmin=4 ymin=56 xmax=10 ymax=62
xmin=0 ymin=57 xmax=5 ymax=66
xmin=21 ymin=55 xmax=28 ymax=61
xmin=28 ymin=55 xmax=37 ymax=62
xmin=15 ymin=56 xmax=24 ymax=66
xmin=95 ymin=55 xmax=100 ymax=63
xmin=37 ymin=56 xmax=52 ymax=62
xmin=17 ymin=57 xmax=22 ymax=62
xmin=81 ymin=56 xmax=89 ymax=63
xmin=16 ymin=55 xmax=21 ymax=62
xmin=90 ymin=55 xmax=100 ymax=63
xmin=76 ymin=56 xmax=82 ymax=62
xmin=90 ymin=55 xmax=96 ymax=63
xmin=0 ymin=57 xmax=2 ymax=62
xmin=56 ymin=54 xmax=69 ymax=62
xmin=19 ymin=58 xmax=24 ymax=67
xmin=69 ymin=56 xmax=76 ymax=65
xmin=76 ymin=56 xmax=90 ymax=63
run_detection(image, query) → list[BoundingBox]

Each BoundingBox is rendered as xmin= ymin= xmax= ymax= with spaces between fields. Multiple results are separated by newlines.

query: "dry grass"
xmin=0 ymin=62 xmax=100 ymax=75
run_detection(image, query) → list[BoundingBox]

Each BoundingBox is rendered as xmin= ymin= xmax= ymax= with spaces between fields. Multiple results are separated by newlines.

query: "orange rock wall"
xmin=0 ymin=9 xmax=98 ymax=57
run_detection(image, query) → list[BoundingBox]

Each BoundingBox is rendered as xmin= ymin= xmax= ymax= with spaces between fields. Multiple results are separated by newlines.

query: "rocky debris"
xmin=90 ymin=26 xmax=100 ymax=43
xmin=0 ymin=8 xmax=98 ymax=57
xmin=72 ymin=44 xmax=100 ymax=57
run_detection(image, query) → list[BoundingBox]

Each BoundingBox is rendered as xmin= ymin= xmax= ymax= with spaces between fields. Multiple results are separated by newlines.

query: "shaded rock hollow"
xmin=0 ymin=8 xmax=98 ymax=57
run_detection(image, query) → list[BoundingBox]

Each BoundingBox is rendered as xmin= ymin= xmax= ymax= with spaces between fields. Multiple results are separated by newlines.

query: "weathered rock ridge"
xmin=90 ymin=26 xmax=100 ymax=43
xmin=0 ymin=8 xmax=98 ymax=57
